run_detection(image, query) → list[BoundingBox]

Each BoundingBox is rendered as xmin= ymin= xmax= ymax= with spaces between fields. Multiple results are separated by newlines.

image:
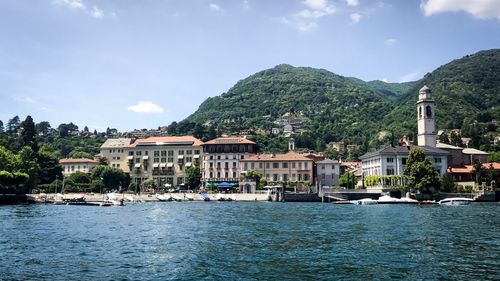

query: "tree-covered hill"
xmin=180 ymin=49 xmax=499 ymax=155
xmin=383 ymin=49 xmax=500 ymax=136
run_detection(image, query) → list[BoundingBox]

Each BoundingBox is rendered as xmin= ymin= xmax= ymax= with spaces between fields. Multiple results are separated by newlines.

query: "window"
xmin=426 ymin=105 xmax=432 ymax=117
xmin=283 ymin=162 xmax=288 ymax=168
xmin=210 ymin=163 xmax=213 ymax=168
xmin=292 ymin=162 xmax=296 ymax=168
xmin=225 ymin=172 xmax=228 ymax=178
xmin=244 ymin=163 xmax=248 ymax=170
xmin=194 ymin=150 xmax=200 ymax=155
xmin=233 ymin=162 xmax=237 ymax=168
xmin=178 ymin=150 xmax=184 ymax=155
xmin=386 ymin=168 xmax=395 ymax=175
xmin=154 ymin=151 xmax=160 ymax=157
xmin=161 ymin=151 xmax=167 ymax=157
xmin=168 ymin=151 xmax=173 ymax=156
xmin=186 ymin=150 xmax=192 ymax=155
xmin=129 ymin=151 xmax=134 ymax=156
xmin=259 ymin=162 xmax=263 ymax=169
xmin=135 ymin=158 xmax=140 ymax=163
xmin=304 ymin=162 xmax=309 ymax=169
xmin=168 ymin=157 xmax=174 ymax=163
xmin=298 ymin=162 xmax=302 ymax=169
xmin=251 ymin=162 xmax=255 ymax=169
xmin=321 ymin=165 xmax=325 ymax=170
xmin=402 ymin=158 xmax=407 ymax=165
xmin=161 ymin=158 xmax=167 ymax=163
xmin=145 ymin=151 xmax=149 ymax=156
xmin=136 ymin=151 xmax=142 ymax=156
xmin=266 ymin=163 xmax=270 ymax=169
xmin=273 ymin=163 xmax=279 ymax=169
xmin=322 ymin=174 xmax=326 ymax=179
xmin=210 ymin=155 xmax=213 ymax=160
xmin=283 ymin=174 xmax=288 ymax=181
xmin=154 ymin=158 xmax=159 ymax=163
xmin=273 ymin=174 xmax=279 ymax=181
xmin=434 ymin=158 xmax=442 ymax=163
xmin=387 ymin=158 xmax=394 ymax=163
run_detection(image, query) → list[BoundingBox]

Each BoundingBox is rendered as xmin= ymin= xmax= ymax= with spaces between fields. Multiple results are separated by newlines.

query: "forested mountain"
xmin=180 ymin=49 xmax=500 ymax=155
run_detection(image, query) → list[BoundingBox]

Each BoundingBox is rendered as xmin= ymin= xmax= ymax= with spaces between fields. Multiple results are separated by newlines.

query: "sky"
xmin=0 ymin=0 xmax=499 ymax=132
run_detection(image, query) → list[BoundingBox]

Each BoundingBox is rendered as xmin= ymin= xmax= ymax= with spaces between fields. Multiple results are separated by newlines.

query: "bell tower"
xmin=417 ymin=85 xmax=436 ymax=147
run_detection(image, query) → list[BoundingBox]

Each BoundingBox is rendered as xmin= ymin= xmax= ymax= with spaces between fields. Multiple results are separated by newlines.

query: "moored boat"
xmin=438 ymin=197 xmax=474 ymax=205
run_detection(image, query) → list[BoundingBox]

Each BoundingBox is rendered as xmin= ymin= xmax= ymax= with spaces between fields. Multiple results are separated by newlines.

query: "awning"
xmin=177 ymin=155 xmax=184 ymax=159
xmin=127 ymin=156 xmax=134 ymax=160
xmin=167 ymin=163 xmax=174 ymax=168
xmin=185 ymin=162 xmax=192 ymax=167
xmin=134 ymin=163 xmax=141 ymax=168
xmin=193 ymin=155 xmax=200 ymax=158
xmin=142 ymin=156 xmax=149 ymax=160
xmin=159 ymin=163 xmax=167 ymax=168
xmin=153 ymin=163 xmax=160 ymax=168
xmin=218 ymin=182 xmax=233 ymax=188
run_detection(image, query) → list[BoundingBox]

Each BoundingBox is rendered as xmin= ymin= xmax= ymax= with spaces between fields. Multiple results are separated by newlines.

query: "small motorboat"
xmin=377 ymin=195 xmax=419 ymax=204
xmin=351 ymin=198 xmax=378 ymax=205
xmin=200 ymin=193 xmax=210 ymax=201
xmin=438 ymin=197 xmax=474 ymax=205
xmin=170 ymin=194 xmax=184 ymax=202
xmin=155 ymin=193 xmax=169 ymax=201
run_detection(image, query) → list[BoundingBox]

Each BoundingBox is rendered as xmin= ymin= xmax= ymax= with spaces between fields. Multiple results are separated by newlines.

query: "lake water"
xmin=1 ymin=202 xmax=499 ymax=280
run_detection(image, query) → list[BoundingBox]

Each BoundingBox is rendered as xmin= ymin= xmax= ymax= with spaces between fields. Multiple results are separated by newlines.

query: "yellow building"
xmin=126 ymin=136 xmax=204 ymax=188
xmin=100 ymin=138 xmax=134 ymax=172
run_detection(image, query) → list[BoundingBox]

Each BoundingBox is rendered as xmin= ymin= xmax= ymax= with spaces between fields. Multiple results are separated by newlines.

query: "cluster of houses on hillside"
xmin=59 ymin=86 xmax=498 ymax=192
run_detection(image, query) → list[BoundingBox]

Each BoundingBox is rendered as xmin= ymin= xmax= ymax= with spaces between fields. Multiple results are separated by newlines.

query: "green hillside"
xmin=179 ymin=49 xmax=500 ymax=155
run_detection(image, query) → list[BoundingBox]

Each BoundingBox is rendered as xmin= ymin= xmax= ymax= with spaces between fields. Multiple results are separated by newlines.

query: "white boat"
xmin=170 ymin=194 xmax=184 ymax=202
xmin=438 ymin=197 xmax=474 ymax=205
xmin=377 ymin=195 xmax=419 ymax=204
xmin=351 ymin=198 xmax=378 ymax=205
xmin=155 ymin=193 xmax=169 ymax=201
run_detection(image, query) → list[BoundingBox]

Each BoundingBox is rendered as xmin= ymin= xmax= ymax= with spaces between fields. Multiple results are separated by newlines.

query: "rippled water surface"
xmin=1 ymin=202 xmax=499 ymax=280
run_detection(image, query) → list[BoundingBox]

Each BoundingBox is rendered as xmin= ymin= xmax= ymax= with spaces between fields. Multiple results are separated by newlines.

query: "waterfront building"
xmin=360 ymin=86 xmax=449 ymax=182
xmin=60 ymin=158 xmax=99 ymax=176
xmin=240 ymin=151 xmax=314 ymax=184
xmin=436 ymin=143 xmax=489 ymax=167
xmin=316 ymin=159 xmax=340 ymax=187
xmin=126 ymin=136 xmax=203 ymax=188
xmin=202 ymin=137 xmax=258 ymax=188
xmin=100 ymin=138 xmax=134 ymax=172
xmin=447 ymin=162 xmax=500 ymax=188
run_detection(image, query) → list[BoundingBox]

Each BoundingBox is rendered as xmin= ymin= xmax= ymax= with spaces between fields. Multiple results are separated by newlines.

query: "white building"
xmin=60 ymin=158 xmax=99 ymax=176
xmin=360 ymin=85 xmax=449 ymax=180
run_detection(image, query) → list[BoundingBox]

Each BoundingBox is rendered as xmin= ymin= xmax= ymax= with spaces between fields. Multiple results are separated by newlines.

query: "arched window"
xmin=426 ymin=105 xmax=432 ymax=118
xmin=418 ymin=107 xmax=422 ymax=118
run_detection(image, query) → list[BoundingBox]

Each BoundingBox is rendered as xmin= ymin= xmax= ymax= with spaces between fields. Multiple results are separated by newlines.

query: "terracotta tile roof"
xmin=448 ymin=162 xmax=500 ymax=174
xmin=204 ymin=137 xmax=256 ymax=145
xmin=241 ymin=151 xmax=313 ymax=162
xmin=128 ymin=136 xmax=204 ymax=147
xmin=340 ymin=161 xmax=361 ymax=168
xmin=59 ymin=158 xmax=99 ymax=164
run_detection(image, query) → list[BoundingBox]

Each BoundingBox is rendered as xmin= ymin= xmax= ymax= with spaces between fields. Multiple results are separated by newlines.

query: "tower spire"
xmin=417 ymin=85 xmax=436 ymax=147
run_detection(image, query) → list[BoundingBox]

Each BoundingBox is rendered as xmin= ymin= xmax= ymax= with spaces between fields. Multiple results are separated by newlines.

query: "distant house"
xmin=60 ymin=158 xmax=99 ymax=176
xmin=316 ymin=159 xmax=340 ymax=187
xmin=447 ymin=162 xmax=500 ymax=187
xmin=436 ymin=143 xmax=489 ymax=166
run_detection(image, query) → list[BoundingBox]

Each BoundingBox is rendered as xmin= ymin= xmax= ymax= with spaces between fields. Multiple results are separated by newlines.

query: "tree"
xmin=440 ymin=173 xmax=457 ymax=193
xmin=449 ymin=131 xmax=463 ymax=147
xmin=438 ymin=132 xmax=449 ymax=144
xmin=0 ymin=145 xmax=20 ymax=172
xmin=207 ymin=126 xmax=217 ymax=140
xmin=186 ymin=166 xmax=202 ymax=189
xmin=339 ymin=172 xmax=356 ymax=189
xmin=7 ymin=116 xmax=20 ymax=133
xmin=20 ymin=115 xmax=38 ymax=153
xmin=472 ymin=160 xmax=485 ymax=187
xmin=323 ymin=147 xmax=339 ymax=160
xmin=489 ymin=152 xmax=500 ymax=163
xmin=245 ymin=169 xmax=261 ymax=183
xmin=69 ymin=151 xmax=94 ymax=159
xmin=35 ymin=121 xmax=52 ymax=137
xmin=168 ymin=122 xmax=179 ymax=135
xmin=91 ymin=165 xmax=124 ymax=191
xmin=58 ymin=123 xmax=79 ymax=138
xmin=37 ymin=149 xmax=63 ymax=185
xmin=18 ymin=146 xmax=39 ymax=191
xmin=0 ymin=120 xmax=4 ymax=134
xmin=193 ymin=123 xmax=205 ymax=139
xmin=67 ymin=171 xmax=91 ymax=184
xmin=403 ymin=147 xmax=440 ymax=193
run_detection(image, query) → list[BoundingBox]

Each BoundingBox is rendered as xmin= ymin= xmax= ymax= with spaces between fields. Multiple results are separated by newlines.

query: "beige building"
xmin=240 ymin=151 xmax=314 ymax=183
xmin=126 ymin=136 xmax=203 ymax=188
xmin=60 ymin=158 xmax=99 ymax=176
xmin=100 ymin=138 xmax=134 ymax=172
xmin=202 ymin=137 xmax=258 ymax=186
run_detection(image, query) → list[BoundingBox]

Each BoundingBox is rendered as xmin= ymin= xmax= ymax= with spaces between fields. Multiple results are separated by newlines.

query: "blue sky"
xmin=1 ymin=0 xmax=499 ymax=131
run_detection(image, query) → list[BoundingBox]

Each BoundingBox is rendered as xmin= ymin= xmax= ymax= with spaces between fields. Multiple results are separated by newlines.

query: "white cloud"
xmin=385 ymin=38 xmax=398 ymax=45
xmin=243 ymin=0 xmax=250 ymax=9
xmin=209 ymin=3 xmax=221 ymax=12
xmin=399 ymin=71 xmax=421 ymax=83
xmin=283 ymin=0 xmax=335 ymax=31
xmin=421 ymin=0 xmax=500 ymax=20
xmin=345 ymin=0 xmax=360 ymax=7
xmin=91 ymin=6 xmax=104 ymax=19
xmin=127 ymin=101 xmax=164 ymax=114
xmin=350 ymin=12 xmax=362 ymax=23
xmin=52 ymin=0 xmax=85 ymax=10
xmin=52 ymin=0 xmax=110 ymax=19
